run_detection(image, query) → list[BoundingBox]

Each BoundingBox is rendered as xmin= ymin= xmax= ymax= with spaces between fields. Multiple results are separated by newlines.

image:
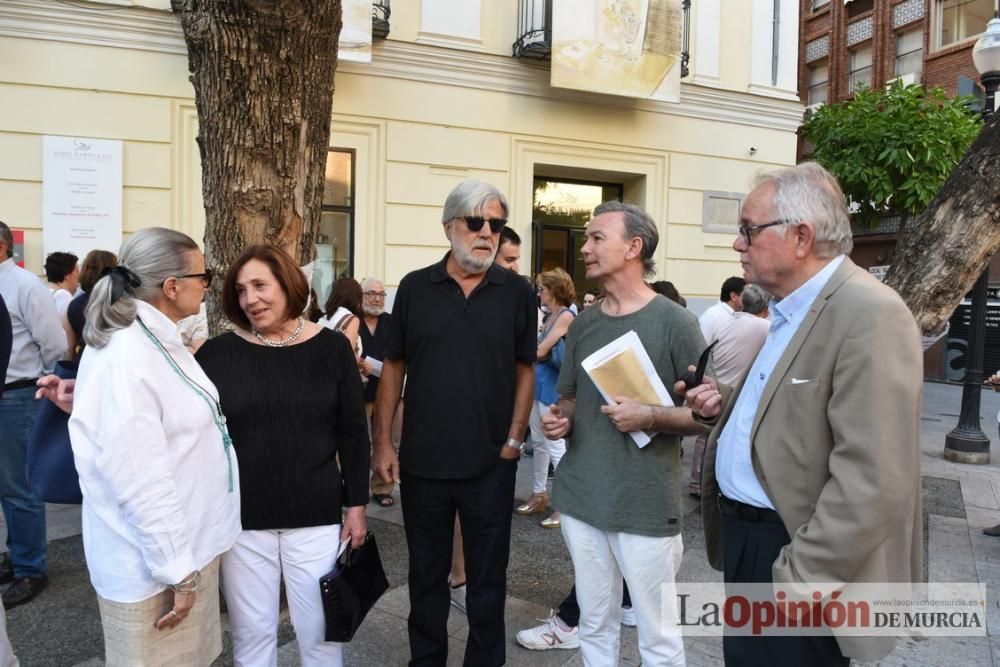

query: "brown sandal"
xmin=515 ymin=493 xmax=548 ymax=515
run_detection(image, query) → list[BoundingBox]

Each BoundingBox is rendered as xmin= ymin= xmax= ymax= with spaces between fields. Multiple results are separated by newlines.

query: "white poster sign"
xmin=42 ymin=136 xmax=123 ymax=261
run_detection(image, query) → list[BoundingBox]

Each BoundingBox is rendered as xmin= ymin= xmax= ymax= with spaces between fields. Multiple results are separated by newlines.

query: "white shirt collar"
xmin=135 ymin=300 xmax=186 ymax=345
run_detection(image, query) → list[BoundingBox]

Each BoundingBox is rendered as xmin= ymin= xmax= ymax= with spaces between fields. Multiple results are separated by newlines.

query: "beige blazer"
xmin=701 ymin=258 xmax=923 ymax=661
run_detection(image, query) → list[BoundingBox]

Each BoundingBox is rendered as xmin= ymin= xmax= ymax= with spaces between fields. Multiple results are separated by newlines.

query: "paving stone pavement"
xmin=1 ymin=380 xmax=999 ymax=665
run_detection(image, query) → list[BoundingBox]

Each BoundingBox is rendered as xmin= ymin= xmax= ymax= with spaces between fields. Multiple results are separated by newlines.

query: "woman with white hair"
xmin=69 ymin=227 xmax=240 ymax=666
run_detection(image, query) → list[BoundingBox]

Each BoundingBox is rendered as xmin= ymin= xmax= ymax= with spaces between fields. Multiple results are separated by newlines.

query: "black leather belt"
xmin=718 ymin=494 xmax=783 ymax=524
xmin=3 ymin=379 xmax=38 ymax=392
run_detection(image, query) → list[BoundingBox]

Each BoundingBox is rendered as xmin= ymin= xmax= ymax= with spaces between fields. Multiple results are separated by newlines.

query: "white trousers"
xmin=561 ymin=513 xmax=685 ymax=667
xmin=528 ymin=401 xmax=566 ymax=494
xmin=222 ymin=524 xmax=342 ymax=667
xmin=0 ymin=598 xmax=17 ymax=667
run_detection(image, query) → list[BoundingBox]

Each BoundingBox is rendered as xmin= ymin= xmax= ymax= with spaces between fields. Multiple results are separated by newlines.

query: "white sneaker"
xmin=449 ymin=584 xmax=467 ymax=614
xmin=621 ymin=605 xmax=637 ymax=627
xmin=516 ymin=611 xmax=580 ymax=650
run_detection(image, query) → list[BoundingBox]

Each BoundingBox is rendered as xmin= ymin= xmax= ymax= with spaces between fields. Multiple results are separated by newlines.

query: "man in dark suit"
xmin=684 ymin=162 xmax=923 ymax=665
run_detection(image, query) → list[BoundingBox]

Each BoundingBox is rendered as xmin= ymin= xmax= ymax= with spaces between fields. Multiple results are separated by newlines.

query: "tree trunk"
xmin=171 ymin=0 xmax=342 ymax=333
xmin=886 ymin=113 xmax=1000 ymax=338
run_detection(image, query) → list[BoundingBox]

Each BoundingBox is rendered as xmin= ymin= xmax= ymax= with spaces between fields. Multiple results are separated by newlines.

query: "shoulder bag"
xmin=26 ymin=360 xmax=82 ymax=504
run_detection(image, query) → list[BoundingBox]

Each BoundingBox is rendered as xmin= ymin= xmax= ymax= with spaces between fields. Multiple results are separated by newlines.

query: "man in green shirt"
xmin=542 ymin=201 xmax=705 ymax=666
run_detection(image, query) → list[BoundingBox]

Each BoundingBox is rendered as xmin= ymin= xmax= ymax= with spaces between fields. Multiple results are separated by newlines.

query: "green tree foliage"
xmin=801 ymin=81 xmax=981 ymax=226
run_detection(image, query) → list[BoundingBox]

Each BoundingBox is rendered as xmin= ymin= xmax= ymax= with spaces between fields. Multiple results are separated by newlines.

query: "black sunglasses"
xmin=458 ymin=216 xmax=507 ymax=234
xmin=161 ymin=270 xmax=213 ymax=287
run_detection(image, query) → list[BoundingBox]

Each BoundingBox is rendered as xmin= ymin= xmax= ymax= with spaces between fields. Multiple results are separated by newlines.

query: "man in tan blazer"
xmin=684 ymin=162 xmax=923 ymax=665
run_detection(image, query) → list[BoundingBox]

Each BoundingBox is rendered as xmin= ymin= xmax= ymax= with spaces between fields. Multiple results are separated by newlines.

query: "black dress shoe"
xmin=2 ymin=575 xmax=48 ymax=609
xmin=0 ymin=555 xmax=12 ymax=585
xmin=984 ymin=524 xmax=1000 ymax=537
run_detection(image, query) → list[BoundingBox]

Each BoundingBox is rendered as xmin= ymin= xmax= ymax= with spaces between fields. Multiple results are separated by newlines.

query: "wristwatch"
xmin=502 ymin=437 xmax=525 ymax=454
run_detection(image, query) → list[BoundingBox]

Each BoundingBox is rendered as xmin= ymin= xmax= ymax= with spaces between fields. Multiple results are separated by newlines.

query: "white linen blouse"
xmin=69 ymin=300 xmax=241 ymax=603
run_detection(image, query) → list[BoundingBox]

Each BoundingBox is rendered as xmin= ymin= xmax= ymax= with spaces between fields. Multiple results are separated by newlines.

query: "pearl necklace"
xmin=252 ymin=317 xmax=304 ymax=347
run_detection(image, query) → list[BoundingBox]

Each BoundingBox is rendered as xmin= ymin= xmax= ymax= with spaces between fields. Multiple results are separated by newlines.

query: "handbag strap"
xmin=540 ymin=307 xmax=574 ymax=341
xmin=334 ymin=312 xmax=356 ymax=333
xmin=338 ymin=532 xmax=373 ymax=567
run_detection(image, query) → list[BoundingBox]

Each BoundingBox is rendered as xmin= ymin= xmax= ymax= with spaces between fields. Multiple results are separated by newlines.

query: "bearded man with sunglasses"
xmin=373 ymin=180 xmax=536 ymax=666
xmin=682 ymin=162 xmax=923 ymax=666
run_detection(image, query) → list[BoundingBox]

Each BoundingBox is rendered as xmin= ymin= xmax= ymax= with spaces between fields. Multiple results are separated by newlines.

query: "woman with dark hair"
xmin=516 ymin=267 xmax=575 ymax=528
xmin=319 ymin=276 xmax=364 ymax=359
xmin=68 ymin=228 xmax=239 ymax=665
xmin=64 ymin=249 xmax=118 ymax=358
xmin=195 ymin=245 xmax=369 ymax=667
xmin=649 ymin=280 xmax=686 ymax=308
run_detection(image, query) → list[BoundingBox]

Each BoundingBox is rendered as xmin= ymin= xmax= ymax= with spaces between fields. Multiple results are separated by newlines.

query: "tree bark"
xmin=886 ymin=113 xmax=1000 ymax=338
xmin=171 ymin=0 xmax=342 ymax=333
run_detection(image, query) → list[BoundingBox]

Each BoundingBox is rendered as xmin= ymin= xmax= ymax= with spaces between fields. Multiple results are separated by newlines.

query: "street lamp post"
xmin=944 ymin=16 xmax=1000 ymax=464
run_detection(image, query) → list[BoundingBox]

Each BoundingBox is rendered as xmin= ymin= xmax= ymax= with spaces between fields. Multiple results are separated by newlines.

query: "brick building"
xmin=798 ymin=0 xmax=996 ymax=381
xmin=798 ymin=0 xmax=990 ymax=105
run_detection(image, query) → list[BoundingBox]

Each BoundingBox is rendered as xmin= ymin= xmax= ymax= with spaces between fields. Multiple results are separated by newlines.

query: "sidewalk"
xmin=2 ymin=380 xmax=1000 ymax=665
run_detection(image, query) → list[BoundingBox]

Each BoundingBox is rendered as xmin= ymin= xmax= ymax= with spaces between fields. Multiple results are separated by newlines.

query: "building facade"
xmin=799 ymin=0 xmax=987 ymax=107
xmin=0 ymin=0 xmax=803 ymax=313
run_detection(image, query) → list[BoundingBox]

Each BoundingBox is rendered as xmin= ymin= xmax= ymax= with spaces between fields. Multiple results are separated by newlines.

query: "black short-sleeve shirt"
xmin=359 ymin=311 xmax=391 ymax=403
xmin=386 ymin=254 xmax=537 ymax=479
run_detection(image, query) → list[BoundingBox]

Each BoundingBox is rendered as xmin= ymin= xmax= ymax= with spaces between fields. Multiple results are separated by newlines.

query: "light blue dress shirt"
xmin=715 ymin=255 xmax=845 ymax=508
xmin=0 ymin=258 xmax=67 ymax=384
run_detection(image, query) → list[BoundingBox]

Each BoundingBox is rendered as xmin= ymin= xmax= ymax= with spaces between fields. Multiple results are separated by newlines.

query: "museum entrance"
xmin=531 ymin=177 xmax=623 ymax=304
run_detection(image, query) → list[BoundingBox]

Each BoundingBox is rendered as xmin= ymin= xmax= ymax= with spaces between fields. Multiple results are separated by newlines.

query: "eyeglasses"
xmin=363 ymin=291 xmax=386 ymax=298
xmin=737 ymin=219 xmax=795 ymax=246
xmin=162 ymin=270 xmax=213 ymax=287
xmin=457 ymin=216 xmax=507 ymax=234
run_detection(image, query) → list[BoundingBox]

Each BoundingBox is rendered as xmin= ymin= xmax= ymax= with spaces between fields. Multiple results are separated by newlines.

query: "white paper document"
xmin=581 ymin=330 xmax=675 ymax=448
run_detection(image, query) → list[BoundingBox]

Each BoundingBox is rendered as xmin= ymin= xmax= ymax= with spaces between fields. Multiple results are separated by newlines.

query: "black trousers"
xmin=557 ymin=581 xmax=632 ymax=628
xmin=721 ymin=508 xmax=850 ymax=667
xmin=401 ymin=458 xmax=517 ymax=667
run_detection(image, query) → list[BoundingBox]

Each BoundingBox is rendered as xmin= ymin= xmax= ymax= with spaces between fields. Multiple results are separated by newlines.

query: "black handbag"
xmin=320 ymin=532 xmax=389 ymax=642
xmin=26 ymin=360 xmax=82 ymax=504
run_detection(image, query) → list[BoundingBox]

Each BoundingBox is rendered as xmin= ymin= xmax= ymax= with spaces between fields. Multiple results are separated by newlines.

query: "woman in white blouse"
xmin=68 ymin=227 xmax=241 ymax=666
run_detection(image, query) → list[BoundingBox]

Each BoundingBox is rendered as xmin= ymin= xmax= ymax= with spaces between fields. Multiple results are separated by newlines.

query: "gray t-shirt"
xmin=553 ymin=295 xmax=705 ymax=537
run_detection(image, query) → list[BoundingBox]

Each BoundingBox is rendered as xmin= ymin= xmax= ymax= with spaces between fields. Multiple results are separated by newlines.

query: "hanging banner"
xmin=339 ymin=0 xmax=373 ymax=63
xmin=551 ymin=0 xmax=682 ymax=103
xmin=42 ymin=136 xmax=123 ymax=261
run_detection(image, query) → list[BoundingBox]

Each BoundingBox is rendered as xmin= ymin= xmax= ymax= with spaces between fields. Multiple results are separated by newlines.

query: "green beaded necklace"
xmin=136 ymin=317 xmax=234 ymax=493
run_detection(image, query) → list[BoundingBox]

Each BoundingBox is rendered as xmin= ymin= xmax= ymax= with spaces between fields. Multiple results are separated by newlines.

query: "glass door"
xmin=532 ymin=177 xmax=623 ymax=303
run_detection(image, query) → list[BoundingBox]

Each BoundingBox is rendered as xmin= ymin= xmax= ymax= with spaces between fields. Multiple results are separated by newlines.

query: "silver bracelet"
xmin=170 ymin=570 xmax=201 ymax=593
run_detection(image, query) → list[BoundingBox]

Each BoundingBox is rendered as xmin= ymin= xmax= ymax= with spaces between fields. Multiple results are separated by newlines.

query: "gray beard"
xmin=452 ymin=242 xmax=495 ymax=274
xmin=363 ymin=304 xmax=383 ymax=317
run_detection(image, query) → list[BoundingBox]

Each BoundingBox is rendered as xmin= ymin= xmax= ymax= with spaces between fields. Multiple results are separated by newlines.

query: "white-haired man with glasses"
xmin=683 ymin=162 xmax=923 ymax=666
xmin=373 ymin=180 xmax=536 ymax=666
xmin=358 ymin=277 xmax=396 ymax=507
